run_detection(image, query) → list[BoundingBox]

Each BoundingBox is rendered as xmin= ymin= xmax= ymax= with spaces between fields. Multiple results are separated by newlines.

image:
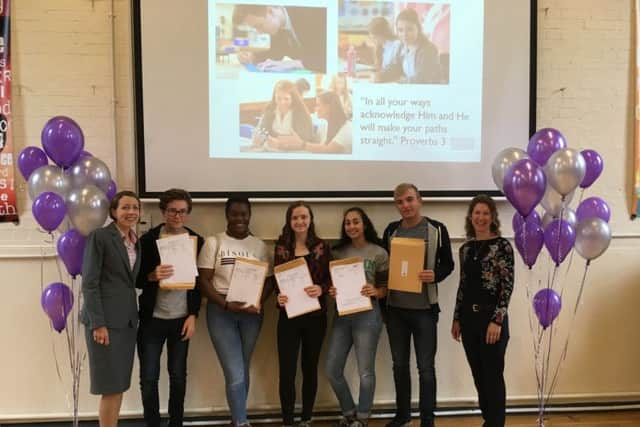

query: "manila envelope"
xmin=388 ymin=237 xmax=426 ymax=293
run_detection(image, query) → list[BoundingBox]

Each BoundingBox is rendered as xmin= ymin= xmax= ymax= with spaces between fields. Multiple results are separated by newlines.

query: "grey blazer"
xmin=80 ymin=222 xmax=141 ymax=330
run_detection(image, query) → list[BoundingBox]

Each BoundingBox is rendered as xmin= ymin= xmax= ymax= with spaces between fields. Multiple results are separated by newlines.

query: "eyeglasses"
xmin=166 ymin=208 xmax=189 ymax=216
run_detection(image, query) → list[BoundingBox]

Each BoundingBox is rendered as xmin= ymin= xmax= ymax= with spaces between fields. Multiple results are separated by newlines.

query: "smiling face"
xmin=226 ymin=201 xmax=251 ymax=239
xmin=394 ymin=188 xmax=422 ymax=222
xmin=290 ymin=206 xmax=311 ymax=236
xmin=112 ymin=196 xmax=140 ymax=230
xmin=396 ymin=19 xmax=419 ymax=45
xmin=470 ymin=202 xmax=493 ymax=237
xmin=275 ymin=90 xmax=293 ymax=115
xmin=162 ymin=200 xmax=189 ymax=233
xmin=344 ymin=210 xmax=365 ymax=242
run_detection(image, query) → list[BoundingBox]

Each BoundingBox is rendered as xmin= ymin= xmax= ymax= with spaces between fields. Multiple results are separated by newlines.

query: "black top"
xmin=136 ymin=224 xmax=205 ymax=323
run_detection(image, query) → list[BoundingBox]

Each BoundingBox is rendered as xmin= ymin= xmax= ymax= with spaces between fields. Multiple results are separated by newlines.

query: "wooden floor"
xmin=301 ymin=411 xmax=640 ymax=427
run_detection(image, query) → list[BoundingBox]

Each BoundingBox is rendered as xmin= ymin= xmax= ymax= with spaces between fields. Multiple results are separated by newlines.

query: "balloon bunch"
xmin=18 ymin=116 xmax=117 ymax=427
xmin=492 ymin=128 xmax=610 ymax=426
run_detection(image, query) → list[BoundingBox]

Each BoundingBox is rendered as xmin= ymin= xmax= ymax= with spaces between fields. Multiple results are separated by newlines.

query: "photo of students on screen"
xmin=338 ymin=1 xmax=450 ymax=84
xmin=230 ymin=4 xmax=327 ymax=73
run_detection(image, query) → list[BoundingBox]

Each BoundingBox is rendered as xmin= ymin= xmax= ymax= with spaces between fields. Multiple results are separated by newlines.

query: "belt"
xmin=467 ymin=303 xmax=494 ymax=313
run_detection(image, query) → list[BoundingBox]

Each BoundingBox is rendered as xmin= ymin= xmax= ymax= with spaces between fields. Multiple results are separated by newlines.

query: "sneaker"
xmin=298 ymin=420 xmax=312 ymax=427
xmin=350 ymin=419 xmax=368 ymax=427
xmin=384 ymin=417 xmax=412 ymax=427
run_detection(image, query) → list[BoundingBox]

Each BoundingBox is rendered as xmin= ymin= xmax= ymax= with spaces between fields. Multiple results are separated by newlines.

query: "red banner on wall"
xmin=0 ymin=0 xmax=16 ymax=223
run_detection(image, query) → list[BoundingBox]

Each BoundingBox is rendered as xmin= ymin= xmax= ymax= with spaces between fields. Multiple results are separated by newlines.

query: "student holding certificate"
xmin=381 ymin=183 xmax=454 ymax=427
xmin=326 ymin=207 xmax=389 ymax=427
xmin=197 ymin=197 xmax=273 ymax=427
xmin=451 ymin=195 xmax=514 ymax=427
xmin=137 ymin=189 xmax=204 ymax=427
xmin=274 ymin=201 xmax=331 ymax=427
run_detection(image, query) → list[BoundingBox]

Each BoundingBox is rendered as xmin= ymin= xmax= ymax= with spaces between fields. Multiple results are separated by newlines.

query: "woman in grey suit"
xmin=81 ymin=190 xmax=141 ymax=427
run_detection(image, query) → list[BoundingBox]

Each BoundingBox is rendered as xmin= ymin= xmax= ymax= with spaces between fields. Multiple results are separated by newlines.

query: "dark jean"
xmin=386 ymin=306 xmax=438 ymax=427
xmin=137 ymin=316 xmax=190 ymax=427
xmin=277 ymin=310 xmax=327 ymax=425
xmin=461 ymin=312 xmax=509 ymax=427
xmin=326 ymin=302 xmax=383 ymax=419
xmin=207 ymin=302 xmax=263 ymax=426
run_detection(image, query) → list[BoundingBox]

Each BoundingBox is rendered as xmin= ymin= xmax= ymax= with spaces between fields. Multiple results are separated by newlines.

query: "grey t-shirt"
xmin=333 ymin=242 xmax=389 ymax=286
xmin=387 ymin=218 xmax=432 ymax=310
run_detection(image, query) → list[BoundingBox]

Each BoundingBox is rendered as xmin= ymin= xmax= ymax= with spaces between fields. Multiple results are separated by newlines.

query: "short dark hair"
xmin=465 ymin=194 xmax=501 ymax=239
xmin=109 ymin=190 xmax=140 ymax=221
xmin=225 ymin=196 xmax=252 ymax=217
xmin=295 ymin=78 xmax=311 ymax=94
xmin=159 ymin=188 xmax=193 ymax=213
xmin=232 ymin=4 xmax=268 ymax=27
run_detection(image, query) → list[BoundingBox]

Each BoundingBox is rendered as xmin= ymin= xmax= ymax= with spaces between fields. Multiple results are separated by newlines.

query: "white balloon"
xmin=544 ymin=148 xmax=586 ymax=196
xmin=27 ymin=165 xmax=70 ymax=200
xmin=540 ymin=183 xmax=574 ymax=217
xmin=575 ymin=218 xmax=611 ymax=262
xmin=491 ymin=147 xmax=527 ymax=191
xmin=67 ymin=156 xmax=112 ymax=193
xmin=542 ymin=207 xmax=577 ymax=229
xmin=66 ymin=185 xmax=109 ymax=236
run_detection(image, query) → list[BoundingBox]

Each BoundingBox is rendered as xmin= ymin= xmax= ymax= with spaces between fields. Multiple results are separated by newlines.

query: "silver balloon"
xmin=491 ymin=147 xmax=527 ymax=190
xmin=66 ymin=184 xmax=109 ymax=236
xmin=542 ymin=207 xmax=577 ymax=229
xmin=575 ymin=218 xmax=611 ymax=262
xmin=27 ymin=165 xmax=71 ymax=200
xmin=540 ymin=184 xmax=574 ymax=217
xmin=544 ymin=148 xmax=586 ymax=196
xmin=67 ymin=156 xmax=112 ymax=193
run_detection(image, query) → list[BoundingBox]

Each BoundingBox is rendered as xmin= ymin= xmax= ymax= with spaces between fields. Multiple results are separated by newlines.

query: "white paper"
xmin=275 ymin=263 xmax=320 ymax=318
xmin=331 ymin=261 xmax=372 ymax=315
xmin=156 ymin=234 xmax=198 ymax=285
xmin=226 ymin=259 xmax=267 ymax=307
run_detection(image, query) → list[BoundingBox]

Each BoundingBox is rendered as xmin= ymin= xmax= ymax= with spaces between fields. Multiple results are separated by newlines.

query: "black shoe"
xmin=384 ymin=417 xmax=411 ymax=427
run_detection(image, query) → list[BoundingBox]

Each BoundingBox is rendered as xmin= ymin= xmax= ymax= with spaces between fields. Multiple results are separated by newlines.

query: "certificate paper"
xmin=226 ymin=258 xmax=268 ymax=308
xmin=388 ymin=237 xmax=425 ymax=293
xmin=156 ymin=234 xmax=198 ymax=289
xmin=330 ymin=257 xmax=372 ymax=316
xmin=274 ymin=258 xmax=320 ymax=318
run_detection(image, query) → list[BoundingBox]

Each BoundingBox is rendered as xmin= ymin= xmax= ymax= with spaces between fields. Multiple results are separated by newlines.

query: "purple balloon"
xmin=106 ymin=180 xmax=117 ymax=200
xmin=512 ymin=210 xmax=541 ymax=232
xmin=57 ymin=229 xmax=86 ymax=278
xmin=41 ymin=116 xmax=85 ymax=168
xmin=32 ymin=191 xmax=66 ymax=232
xmin=533 ymin=288 xmax=562 ymax=329
xmin=514 ymin=218 xmax=544 ymax=268
xmin=41 ymin=282 xmax=74 ymax=333
xmin=544 ymin=219 xmax=576 ymax=266
xmin=527 ymin=128 xmax=567 ymax=166
xmin=579 ymin=149 xmax=604 ymax=189
xmin=17 ymin=146 xmax=48 ymax=181
xmin=503 ymin=159 xmax=547 ymax=217
xmin=576 ymin=197 xmax=611 ymax=223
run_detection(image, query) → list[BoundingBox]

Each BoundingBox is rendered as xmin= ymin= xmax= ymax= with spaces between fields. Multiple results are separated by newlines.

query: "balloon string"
xmin=545 ymin=262 xmax=590 ymax=406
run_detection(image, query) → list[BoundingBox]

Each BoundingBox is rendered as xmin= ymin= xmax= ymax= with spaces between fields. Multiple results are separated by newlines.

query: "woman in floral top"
xmin=274 ymin=201 xmax=331 ymax=427
xmin=451 ymin=194 xmax=514 ymax=427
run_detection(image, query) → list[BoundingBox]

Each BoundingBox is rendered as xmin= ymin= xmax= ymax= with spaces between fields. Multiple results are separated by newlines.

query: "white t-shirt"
xmin=197 ymin=232 xmax=272 ymax=295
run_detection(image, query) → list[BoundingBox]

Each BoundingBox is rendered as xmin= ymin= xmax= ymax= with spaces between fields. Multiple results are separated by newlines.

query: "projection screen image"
xmin=135 ymin=0 xmax=534 ymax=197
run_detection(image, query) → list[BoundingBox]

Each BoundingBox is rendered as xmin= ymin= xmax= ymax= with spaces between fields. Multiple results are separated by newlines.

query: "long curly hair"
xmin=276 ymin=201 xmax=322 ymax=252
xmin=464 ymin=194 xmax=501 ymax=239
xmin=334 ymin=207 xmax=383 ymax=250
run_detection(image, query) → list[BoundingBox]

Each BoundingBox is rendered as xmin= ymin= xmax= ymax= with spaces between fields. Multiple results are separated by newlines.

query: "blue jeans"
xmin=386 ymin=306 xmax=438 ymax=427
xmin=326 ymin=302 xmax=383 ymax=420
xmin=137 ymin=316 xmax=190 ymax=427
xmin=207 ymin=302 xmax=263 ymax=425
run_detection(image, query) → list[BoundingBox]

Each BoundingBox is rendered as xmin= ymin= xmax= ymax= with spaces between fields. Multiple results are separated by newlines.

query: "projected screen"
xmin=134 ymin=0 xmax=535 ymax=197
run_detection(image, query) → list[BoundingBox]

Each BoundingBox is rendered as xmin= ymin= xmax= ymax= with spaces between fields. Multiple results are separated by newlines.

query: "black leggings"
xmin=277 ymin=310 xmax=327 ymax=425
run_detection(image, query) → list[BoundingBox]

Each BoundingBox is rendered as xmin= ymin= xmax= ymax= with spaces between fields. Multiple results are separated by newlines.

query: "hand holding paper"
xmin=329 ymin=257 xmax=372 ymax=316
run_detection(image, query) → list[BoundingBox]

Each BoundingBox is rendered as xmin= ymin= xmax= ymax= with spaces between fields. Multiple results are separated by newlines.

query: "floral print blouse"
xmin=453 ymin=236 xmax=514 ymax=325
